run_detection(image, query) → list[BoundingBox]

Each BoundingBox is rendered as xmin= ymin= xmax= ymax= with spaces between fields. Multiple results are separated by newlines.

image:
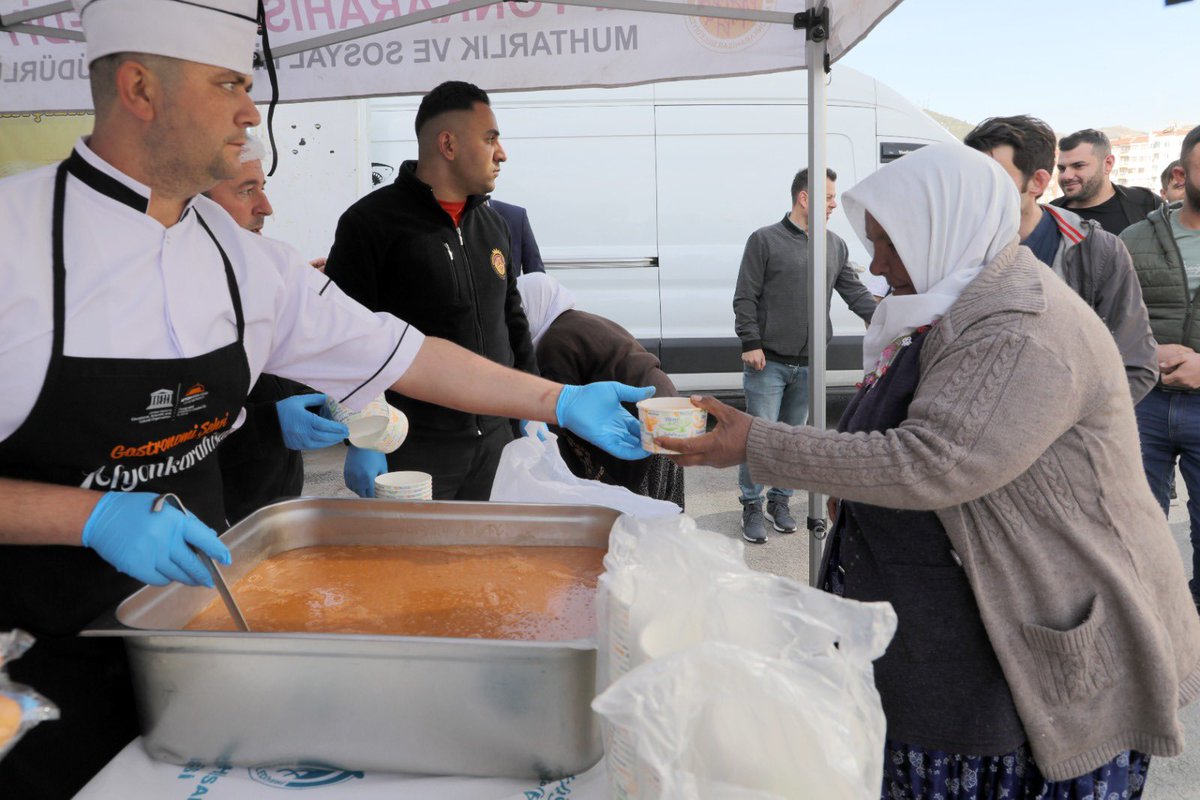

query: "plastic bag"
xmin=594 ymin=642 xmax=880 ymax=800
xmin=0 ymin=629 xmax=60 ymax=761
xmin=597 ymin=514 xmax=748 ymax=688
xmin=489 ymin=423 xmax=681 ymax=518
xmin=593 ymin=518 xmax=897 ymax=800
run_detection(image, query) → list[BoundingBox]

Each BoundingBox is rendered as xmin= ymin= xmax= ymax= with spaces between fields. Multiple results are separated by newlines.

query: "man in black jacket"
xmin=1051 ymin=128 xmax=1164 ymax=235
xmin=325 ymin=81 xmax=537 ymax=500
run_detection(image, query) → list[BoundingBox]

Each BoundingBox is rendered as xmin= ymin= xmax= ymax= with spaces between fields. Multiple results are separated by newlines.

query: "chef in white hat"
xmin=0 ymin=1 xmax=651 ymax=792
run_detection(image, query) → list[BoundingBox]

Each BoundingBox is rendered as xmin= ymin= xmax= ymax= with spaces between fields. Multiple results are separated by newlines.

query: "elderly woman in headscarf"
xmin=517 ymin=273 xmax=684 ymax=508
xmin=663 ymin=143 xmax=1200 ymax=798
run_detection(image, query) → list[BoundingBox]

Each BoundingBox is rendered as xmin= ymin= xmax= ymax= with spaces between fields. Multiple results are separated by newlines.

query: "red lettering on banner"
xmin=265 ymin=0 xmax=290 ymax=31
xmin=307 ymin=0 xmax=336 ymax=29
xmin=289 ymin=0 xmax=306 ymax=30
xmin=508 ymin=1 xmax=540 ymax=17
xmin=371 ymin=0 xmax=403 ymax=21
xmin=340 ymin=0 xmax=370 ymax=27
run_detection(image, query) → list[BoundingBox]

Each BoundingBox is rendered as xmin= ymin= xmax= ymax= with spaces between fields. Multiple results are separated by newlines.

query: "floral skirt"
xmin=881 ymin=741 xmax=1150 ymax=800
xmin=822 ymin=524 xmax=1152 ymax=800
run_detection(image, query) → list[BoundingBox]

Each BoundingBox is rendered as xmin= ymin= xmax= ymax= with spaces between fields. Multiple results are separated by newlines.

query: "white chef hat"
xmin=71 ymin=0 xmax=259 ymax=74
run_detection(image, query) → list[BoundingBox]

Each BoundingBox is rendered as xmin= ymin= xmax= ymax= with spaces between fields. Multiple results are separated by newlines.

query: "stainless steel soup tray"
xmin=83 ymin=498 xmax=617 ymax=779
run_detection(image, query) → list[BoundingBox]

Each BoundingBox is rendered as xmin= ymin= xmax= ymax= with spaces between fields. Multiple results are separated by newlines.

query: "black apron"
xmin=0 ymin=155 xmax=251 ymax=798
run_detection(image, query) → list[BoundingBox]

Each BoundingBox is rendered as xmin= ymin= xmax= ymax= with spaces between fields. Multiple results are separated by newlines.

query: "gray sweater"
xmin=733 ymin=215 xmax=876 ymax=361
xmin=747 ymin=243 xmax=1200 ymax=781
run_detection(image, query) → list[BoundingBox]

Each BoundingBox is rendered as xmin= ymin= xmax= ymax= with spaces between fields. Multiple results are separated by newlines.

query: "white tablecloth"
xmin=75 ymin=740 xmax=609 ymax=799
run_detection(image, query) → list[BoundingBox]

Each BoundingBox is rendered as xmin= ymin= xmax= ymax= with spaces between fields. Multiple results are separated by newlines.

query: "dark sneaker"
xmin=742 ymin=502 xmax=768 ymax=544
xmin=766 ymin=499 xmax=798 ymax=533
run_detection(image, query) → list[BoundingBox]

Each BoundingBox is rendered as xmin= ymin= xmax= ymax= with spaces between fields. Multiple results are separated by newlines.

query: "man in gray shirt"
xmin=732 ymin=167 xmax=876 ymax=543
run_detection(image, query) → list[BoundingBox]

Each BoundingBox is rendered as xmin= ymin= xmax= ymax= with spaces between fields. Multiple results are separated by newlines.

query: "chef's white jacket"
xmin=0 ymin=139 xmax=425 ymax=443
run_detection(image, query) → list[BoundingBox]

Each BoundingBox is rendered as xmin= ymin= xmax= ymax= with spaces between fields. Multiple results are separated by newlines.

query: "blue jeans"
xmin=1135 ymin=386 xmax=1200 ymax=600
xmin=738 ymin=360 xmax=809 ymax=505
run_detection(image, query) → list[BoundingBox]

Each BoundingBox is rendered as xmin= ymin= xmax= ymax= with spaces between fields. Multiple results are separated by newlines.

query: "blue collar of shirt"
xmin=1021 ymin=207 xmax=1061 ymax=268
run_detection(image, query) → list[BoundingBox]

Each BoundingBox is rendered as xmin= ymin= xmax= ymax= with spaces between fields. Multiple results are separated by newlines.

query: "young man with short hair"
xmin=1162 ymin=159 xmax=1186 ymax=204
xmin=1052 ymin=128 xmax=1164 ymax=235
xmin=965 ymin=115 xmax=1156 ymax=402
xmin=325 ymin=81 xmax=539 ymax=501
xmin=732 ymin=167 xmax=875 ymax=543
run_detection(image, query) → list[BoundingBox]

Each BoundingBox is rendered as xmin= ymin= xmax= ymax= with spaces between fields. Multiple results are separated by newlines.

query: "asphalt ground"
xmin=301 ymin=446 xmax=1199 ymax=797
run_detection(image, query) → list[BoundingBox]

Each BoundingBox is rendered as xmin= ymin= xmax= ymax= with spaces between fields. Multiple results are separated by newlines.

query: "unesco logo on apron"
xmin=248 ymin=763 xmax=364 ymax=789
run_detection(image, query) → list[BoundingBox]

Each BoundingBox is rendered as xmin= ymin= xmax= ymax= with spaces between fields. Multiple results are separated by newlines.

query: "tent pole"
xmin=804 ymin=2 xmax=830 ymax=588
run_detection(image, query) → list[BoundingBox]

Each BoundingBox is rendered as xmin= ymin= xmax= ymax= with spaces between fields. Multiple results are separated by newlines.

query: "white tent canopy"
xmin=1 ymin=0 xmax=899 ymax=110
xmin=1 ymin=0 xmax=903 ymax=583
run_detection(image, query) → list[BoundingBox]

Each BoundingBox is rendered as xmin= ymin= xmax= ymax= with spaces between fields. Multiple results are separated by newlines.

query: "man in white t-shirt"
xmin=0 ymin=1 xmax=650 ymax=793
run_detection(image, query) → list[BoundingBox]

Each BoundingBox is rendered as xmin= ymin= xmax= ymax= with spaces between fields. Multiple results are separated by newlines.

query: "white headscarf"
xmin=841 ymin=143 xmax=1021 ymax=374
xmin=517 ymin=273 xmax=577 ymax=346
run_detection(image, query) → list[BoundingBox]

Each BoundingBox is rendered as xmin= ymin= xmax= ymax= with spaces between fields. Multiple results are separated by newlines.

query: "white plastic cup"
xmin=375 ymin=471 xmax=433 ymax=500
xmin=636 ymin=397 xmax=707 ymax=455
xmin=325 ymin=394 xmax=409 ymax=453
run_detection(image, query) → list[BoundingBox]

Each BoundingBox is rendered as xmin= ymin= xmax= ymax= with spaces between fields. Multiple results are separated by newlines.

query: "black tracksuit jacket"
xmin=324 ymin=161 xmax=537 ymax=433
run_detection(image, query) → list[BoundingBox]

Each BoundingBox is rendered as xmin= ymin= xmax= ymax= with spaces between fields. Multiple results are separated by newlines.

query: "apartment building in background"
xmin=1112 ymin=123 xmax=1195 ymax=192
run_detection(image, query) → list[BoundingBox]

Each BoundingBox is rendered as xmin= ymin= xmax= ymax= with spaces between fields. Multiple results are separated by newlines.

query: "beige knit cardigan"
xmin=746 ymin=243 xmax=1200 ymax=781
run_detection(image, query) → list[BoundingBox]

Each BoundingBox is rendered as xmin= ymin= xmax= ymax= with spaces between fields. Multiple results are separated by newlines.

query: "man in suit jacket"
xmin=490 ymin=198 xmax=545 ymax=276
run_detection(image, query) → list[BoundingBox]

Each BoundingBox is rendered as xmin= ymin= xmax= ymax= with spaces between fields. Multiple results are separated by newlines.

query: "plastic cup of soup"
xmin=636 ymin=397 xmax=707 ymax=454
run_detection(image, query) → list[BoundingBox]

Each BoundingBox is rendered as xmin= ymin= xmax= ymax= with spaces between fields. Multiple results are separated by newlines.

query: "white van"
xmin=366 ymin=67 xmax=953 ymax=396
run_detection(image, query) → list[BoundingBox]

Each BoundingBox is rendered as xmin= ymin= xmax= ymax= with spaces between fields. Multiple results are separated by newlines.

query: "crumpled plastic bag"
xmin=593 ymin=516 xmax=897 ymax=800
xmin=596 ymin=514 xmax=749 ymax=688
xmin=594 ymin=642 xmax=884 ymax=800
xmin=489 ymin=423 xmax=681 ymax=518
xmin=0 ymin=629 xmax=60 ymax=760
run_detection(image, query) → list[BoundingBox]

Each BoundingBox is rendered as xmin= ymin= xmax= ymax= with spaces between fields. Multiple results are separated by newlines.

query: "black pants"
xmin=385 ymin=418 xmax=514 ymax=500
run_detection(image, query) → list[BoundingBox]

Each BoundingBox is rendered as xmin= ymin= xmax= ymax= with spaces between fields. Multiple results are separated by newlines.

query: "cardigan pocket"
xmin=1021 ymin=595 xmax=1122 ymax=706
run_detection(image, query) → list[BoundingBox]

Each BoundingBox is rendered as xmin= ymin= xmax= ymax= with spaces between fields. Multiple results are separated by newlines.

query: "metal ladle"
xmin=152 ymin=493 xmax=251 ymax=632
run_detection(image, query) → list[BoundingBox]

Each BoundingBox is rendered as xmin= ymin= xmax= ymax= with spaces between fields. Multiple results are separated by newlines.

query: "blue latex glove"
xmin=275 ymin=393 xmax=349 ymax=450
xmin=555 ymin=382 xmax=655 ymax=461
xmin=344 ymin=445 xmax=389 ymax=498
xmin=81 ymin=492 xmax=231 ymax=587
xmin=519 ymin=420 xmax=548 ymax=441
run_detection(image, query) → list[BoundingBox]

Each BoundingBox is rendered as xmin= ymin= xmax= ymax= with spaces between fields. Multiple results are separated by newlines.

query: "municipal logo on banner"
xmin=248 ymin=763 xmax=365 ymax=789
xmin=684 ymin=0 xmax=775 ymax=53
xmin=491 ymin=248 xmax=507 ymax=278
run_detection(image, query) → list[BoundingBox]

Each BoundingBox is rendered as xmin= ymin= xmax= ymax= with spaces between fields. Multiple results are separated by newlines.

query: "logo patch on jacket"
xmin=491 ymin=248 xmax=507 ymax=278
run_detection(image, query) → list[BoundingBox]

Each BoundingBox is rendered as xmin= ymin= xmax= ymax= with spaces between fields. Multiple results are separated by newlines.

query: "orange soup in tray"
xmin=185 ymin=544 xmax=604 ymax=641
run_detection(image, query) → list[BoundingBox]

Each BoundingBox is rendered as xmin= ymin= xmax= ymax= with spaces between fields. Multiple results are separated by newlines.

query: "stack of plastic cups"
xmin=374 ymin=471 xmax=434 ymax=501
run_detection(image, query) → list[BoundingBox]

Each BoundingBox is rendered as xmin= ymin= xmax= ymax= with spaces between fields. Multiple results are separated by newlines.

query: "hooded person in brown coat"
xmin=661 ymin=143 xmax=1200 ymax=797
xmin=517 ymin=273 xmax=684 ymax=508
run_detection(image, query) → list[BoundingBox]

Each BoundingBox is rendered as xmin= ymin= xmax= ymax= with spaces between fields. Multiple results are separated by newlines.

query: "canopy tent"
xmin=1 ymin=0 xmax=903 ymax=584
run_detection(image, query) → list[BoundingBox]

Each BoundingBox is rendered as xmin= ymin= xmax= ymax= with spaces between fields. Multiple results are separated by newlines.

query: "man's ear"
xmin=436 ymin=129 xmax=456 ymax=161
xmin=1173 ymin=164 xmax=1187 ymax=187
xmin=1103 ymin=153 xmax=1116 ymax=175
xmin=795 ymin=189 xmax=808 ymax=212
xmin=113 ymin=59 xmax=160 ymax=123
xmin=1029 ymin=168 xmax=1052 ymax=200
